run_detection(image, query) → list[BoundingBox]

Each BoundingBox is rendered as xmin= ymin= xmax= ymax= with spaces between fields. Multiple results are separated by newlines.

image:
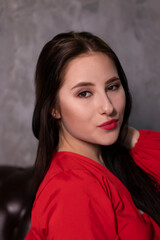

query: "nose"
xmin=98 ymin=93 xmax=114 ymax=116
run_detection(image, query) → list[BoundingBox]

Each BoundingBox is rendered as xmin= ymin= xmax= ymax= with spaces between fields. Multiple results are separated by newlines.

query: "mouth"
xmin=97 ymin=119 xmax=119 ymax=130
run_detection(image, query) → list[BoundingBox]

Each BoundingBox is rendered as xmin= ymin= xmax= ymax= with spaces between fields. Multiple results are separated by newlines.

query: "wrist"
xmin=121 ymin=126 xmax=140 ymax=150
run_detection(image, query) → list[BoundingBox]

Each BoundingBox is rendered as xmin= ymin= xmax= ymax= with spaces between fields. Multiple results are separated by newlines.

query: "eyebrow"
xmin=71 ymin=77 xmax=120 ymax=90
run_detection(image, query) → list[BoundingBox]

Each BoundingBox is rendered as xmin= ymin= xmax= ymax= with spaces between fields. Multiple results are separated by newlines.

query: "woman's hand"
xmin=121 ymin=126 xmax=140 ymax=150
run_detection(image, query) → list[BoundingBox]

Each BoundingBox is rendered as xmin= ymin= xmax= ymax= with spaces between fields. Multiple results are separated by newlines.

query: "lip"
xmin=97 ymin=119 xmax=119 ymax=130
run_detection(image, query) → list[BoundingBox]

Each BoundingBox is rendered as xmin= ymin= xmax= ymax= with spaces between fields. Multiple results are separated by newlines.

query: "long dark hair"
xmin=32 ymin=31 xmax=160 ymax=225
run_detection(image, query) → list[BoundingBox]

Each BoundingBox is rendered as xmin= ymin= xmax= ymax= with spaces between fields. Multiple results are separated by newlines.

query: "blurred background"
xmin=0 ymin=0 xmax=160 ymax=167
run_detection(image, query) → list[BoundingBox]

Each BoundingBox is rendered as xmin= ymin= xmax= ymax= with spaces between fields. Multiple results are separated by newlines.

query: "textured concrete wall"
xmin=0 ymin=0 xmax=160 ymax=166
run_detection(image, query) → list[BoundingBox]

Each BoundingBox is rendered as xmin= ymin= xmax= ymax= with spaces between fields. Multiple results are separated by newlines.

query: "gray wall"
xmin=0 ymin=0 xmax=160 ymax=166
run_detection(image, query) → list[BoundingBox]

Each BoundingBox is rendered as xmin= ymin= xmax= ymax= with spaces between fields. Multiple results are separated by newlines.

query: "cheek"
xmin=110 ymin=89 xmax=126 ymax=114
xmin=120 ymin=91 xmax=126 ymax=113
xmin=59 ymin=96 xmax=91 ymax=126
xmin=118 ymin=91 xmax=126 ymax=127
xmin=59 ymin=101 xmax=94 ymax=138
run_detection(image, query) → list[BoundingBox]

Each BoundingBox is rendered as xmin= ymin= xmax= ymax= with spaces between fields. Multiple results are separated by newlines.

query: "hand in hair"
xmin=121 ymin=126 xmax=140 ymax=150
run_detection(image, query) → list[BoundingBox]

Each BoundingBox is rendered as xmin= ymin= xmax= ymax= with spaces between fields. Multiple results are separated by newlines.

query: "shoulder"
xmin=29 ymin=170 xmax=118 ymax=240
xmin=35 ymin=169 xmax=110 ymax=203
xmin=31 ymin=169 xmax=114 ymax=227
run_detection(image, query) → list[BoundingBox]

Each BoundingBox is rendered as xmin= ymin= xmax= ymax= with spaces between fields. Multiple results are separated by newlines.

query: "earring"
xmin=53 ymin=112 xmax=56 ymax=118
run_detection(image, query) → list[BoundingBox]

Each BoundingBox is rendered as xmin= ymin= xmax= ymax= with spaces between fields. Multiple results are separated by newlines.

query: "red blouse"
xmin=25 ymin=130 xmax=160 ymax=239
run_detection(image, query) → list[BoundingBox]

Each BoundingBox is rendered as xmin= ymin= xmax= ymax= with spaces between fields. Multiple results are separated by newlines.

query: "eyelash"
xmin=107 ymin=84 xmax=120 ymax=91
xmin=77 ymin=83 xmax=120 ymax=98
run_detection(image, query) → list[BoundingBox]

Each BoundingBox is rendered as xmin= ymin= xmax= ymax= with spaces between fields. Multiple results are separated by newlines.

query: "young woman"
xmin=25 ymin=31 xmax=160 ymax=239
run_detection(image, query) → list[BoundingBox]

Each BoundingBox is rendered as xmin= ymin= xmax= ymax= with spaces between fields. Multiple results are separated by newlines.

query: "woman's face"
xmin=55 ymin=52 xmax=126 ymax=150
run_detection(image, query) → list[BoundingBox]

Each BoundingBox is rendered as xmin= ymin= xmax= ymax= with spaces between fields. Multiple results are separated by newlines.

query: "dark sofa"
xmin=0 ymin=166 xmax=34 ymax=240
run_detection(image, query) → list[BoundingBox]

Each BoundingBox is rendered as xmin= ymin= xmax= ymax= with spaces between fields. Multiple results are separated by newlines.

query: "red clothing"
xmin=25 ymin=130 xmax=160 ymax=239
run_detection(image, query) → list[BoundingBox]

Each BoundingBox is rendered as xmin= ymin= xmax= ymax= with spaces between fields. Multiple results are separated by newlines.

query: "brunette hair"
xmin=32 ymin=31 xmax=160 ymax=225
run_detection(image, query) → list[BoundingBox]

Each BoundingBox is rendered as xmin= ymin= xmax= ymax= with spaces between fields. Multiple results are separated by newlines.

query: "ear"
xmin=51 ymin=108 xmax=61 ymax=119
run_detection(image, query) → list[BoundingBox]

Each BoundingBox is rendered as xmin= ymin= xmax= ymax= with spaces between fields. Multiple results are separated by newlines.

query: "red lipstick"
xmin=97 ymin=119 xmax=119 ymax=130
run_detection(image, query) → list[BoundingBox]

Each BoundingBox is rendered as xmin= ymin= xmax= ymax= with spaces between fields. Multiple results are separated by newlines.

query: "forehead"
xmin=62 ymin=52 xmax=118 ymax=86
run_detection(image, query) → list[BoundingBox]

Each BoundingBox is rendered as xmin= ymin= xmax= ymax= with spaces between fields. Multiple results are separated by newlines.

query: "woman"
xmin=25 ymin=31 xmax=160 ymax=239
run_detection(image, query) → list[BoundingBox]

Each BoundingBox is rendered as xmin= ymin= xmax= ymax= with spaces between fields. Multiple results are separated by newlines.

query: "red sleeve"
xmin=25 ymin=170 xmax=119 ymax=240
xmin=130 ymin=130 xmax=160 ymax=184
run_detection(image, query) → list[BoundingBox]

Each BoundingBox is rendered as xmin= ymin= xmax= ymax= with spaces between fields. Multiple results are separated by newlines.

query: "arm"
xmin=129 ymin=129 xmax=160 ymax=184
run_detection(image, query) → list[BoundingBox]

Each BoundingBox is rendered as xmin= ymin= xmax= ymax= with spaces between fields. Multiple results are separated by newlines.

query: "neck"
xmin=57 ymin=131 xmax=105 ymax=167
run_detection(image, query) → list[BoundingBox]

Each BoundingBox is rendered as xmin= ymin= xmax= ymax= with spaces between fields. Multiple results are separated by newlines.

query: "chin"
xmin=100 ymin=140 xmax=117 ymax=146
xmin=99 ymin=132 xmax=120 ymax=146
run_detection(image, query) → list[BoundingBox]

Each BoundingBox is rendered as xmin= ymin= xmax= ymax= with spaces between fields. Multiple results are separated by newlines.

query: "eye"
xmin=78 ymin=91 xmax=92 ymax=98
xmin=107 ymin=83 xmax=120 ymax=91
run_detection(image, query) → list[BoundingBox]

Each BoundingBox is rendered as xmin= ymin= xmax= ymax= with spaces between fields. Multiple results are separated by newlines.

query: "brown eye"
xmin=78 ymin=91 xmax=91 ymax=98
xmin=107 ymin=84 xmax=120 ymax=91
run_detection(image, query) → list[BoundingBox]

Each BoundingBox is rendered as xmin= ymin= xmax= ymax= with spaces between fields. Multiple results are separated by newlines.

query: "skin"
xmin=53 ymin=52 xmax=139 ymax=165
xmin=122 ymin=126 xmax=140 ymax=150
